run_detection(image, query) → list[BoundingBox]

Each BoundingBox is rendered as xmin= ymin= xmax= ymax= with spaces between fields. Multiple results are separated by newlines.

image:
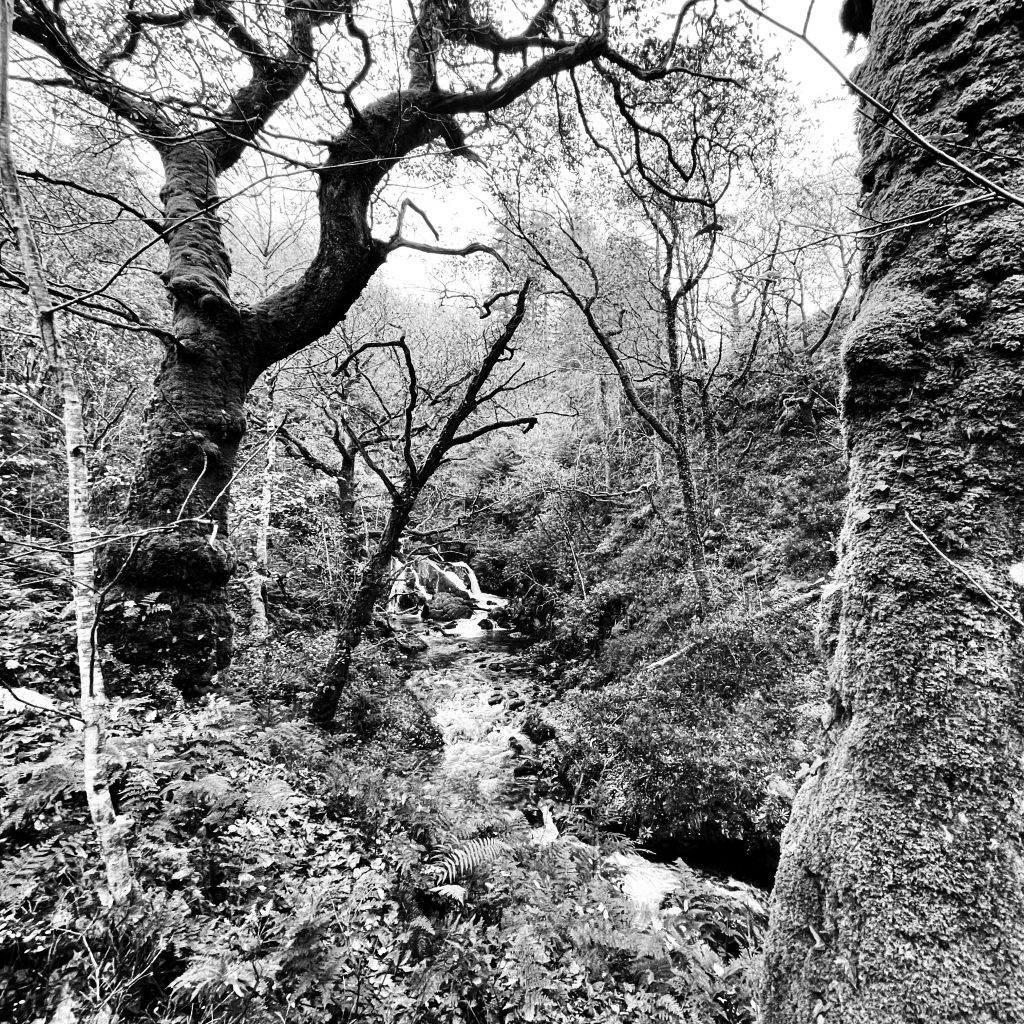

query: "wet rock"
xmin=479 ymin=617 xmax=495 ymax=630
xmin=487 ymin=692 xmax=503 ymax=706
xmin=508 ymin=698 xmax=526 ymax=712
xmin=522 ymin=711 xmax=557 ymax=745
xmin=425 ymin=594 xmax=475 ymax=620
xmin=394 ymin=632 xmax=428 ymax=655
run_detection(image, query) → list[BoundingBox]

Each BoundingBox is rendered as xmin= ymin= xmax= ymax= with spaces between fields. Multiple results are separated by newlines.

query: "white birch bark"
xmin=0 ymin=0 xmax=132 ymax=902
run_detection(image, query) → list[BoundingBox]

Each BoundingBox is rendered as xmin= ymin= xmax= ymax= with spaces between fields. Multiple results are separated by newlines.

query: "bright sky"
xmin=764 ymin=0 xmax=863 ymax=99
xmin=382 ymin=1 xmax=866 ymax=295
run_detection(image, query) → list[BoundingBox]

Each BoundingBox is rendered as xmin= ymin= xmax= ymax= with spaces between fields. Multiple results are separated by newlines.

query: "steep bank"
xmin=466 ymin=361 xmax=847 ymax=887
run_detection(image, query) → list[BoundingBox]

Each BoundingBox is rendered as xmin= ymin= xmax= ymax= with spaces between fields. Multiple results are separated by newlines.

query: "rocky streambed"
xmin=397 ymin=605 xmax=680 ymax=911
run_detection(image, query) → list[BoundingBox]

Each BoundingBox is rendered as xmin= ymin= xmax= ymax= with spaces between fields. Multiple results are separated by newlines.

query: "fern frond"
xmin=655 ymin=992 xmax=689 ymax=1021
xmin=430 ymin=837 xmax=511 ymax=885
xmin=433 ymin=883 xmax=467 ymax=904
xmin=409 ymin=914 xmax=436 ymax=958
xmin=120 ymin=767 xmax=160 ymax=824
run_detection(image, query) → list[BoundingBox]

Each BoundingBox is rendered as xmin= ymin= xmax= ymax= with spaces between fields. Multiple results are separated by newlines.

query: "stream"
xmin=395 ymin=600 xmax=681 ymax=914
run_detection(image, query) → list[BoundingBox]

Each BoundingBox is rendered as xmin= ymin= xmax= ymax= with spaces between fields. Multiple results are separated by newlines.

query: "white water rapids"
xmin=391 ymin=560 xmax=680 ymax=917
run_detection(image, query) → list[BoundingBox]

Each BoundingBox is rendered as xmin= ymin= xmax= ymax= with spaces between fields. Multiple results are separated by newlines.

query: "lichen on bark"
xmin=760 ymin=2 xmax=1024 ymax=1020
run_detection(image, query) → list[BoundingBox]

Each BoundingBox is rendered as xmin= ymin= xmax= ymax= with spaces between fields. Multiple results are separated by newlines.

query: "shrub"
xmin=544 ymin=611 xmax=820 ymax=873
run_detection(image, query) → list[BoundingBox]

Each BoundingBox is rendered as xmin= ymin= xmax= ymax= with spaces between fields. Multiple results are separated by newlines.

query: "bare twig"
xmin=904 ymin=511 xmax=1024 ymax=629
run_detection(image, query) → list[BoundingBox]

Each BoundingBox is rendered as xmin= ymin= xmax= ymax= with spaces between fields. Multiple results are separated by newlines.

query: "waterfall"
xmin=413 ymin=556 xmax=477 ymax=603
xmin=386 ymin=553 xmax=504 ymax=621
xmin=387 ymin=557 xmax=431 ymax=615
xmin=447 ymin=561 xmax=484 ymax=601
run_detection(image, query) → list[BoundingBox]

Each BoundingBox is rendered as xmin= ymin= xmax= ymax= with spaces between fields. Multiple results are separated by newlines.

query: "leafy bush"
xmin=0 ymin=542 xmax=76 ymax=701
xmin=544 ymin=611 xmax=820 ymax=871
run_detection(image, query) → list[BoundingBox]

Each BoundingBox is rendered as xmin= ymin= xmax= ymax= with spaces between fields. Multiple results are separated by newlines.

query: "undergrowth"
xmin=1 ymin=688 xmax=766 ymax=1023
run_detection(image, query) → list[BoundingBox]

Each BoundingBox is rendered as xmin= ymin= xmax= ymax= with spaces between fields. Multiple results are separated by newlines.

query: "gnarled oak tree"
xmin=10 ymin=0 xmax=706 ymax=691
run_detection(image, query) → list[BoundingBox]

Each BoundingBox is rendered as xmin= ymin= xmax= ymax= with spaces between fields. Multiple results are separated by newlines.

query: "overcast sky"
xmin=383 ymin=2 xmax=867 ymax=294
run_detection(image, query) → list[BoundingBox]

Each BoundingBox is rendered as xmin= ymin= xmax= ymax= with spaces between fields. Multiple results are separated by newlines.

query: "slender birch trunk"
xmin=664 ymin=291 xmax=712 ymax=613
xmin=0 ymin=0 xmax=132 ymax=902
xmin=247 ymin=373 xmax=277 ymax=657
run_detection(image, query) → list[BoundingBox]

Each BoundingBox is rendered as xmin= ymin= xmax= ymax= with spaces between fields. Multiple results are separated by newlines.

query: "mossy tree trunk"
xmin=96 ymin=142 xmax=255 ymax=693
xmin=94 ymin=107 xmax=433 ymax=694
xmin=760 ymin=2 xmax=1024 ymax=1020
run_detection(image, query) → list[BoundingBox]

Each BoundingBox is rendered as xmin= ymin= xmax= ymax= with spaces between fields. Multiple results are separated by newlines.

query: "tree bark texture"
xmin=760 ymin=4 xmax=1024 ymax=1021
xmin=96 ymin=142 xmax=254 ymax=693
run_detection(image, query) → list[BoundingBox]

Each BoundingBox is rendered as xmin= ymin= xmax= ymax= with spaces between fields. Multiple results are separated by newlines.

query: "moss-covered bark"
xmin=96 ymin=143 xmax=255 ymax=694
xmin=760 ymin=2 xmax=1024 ymax=1019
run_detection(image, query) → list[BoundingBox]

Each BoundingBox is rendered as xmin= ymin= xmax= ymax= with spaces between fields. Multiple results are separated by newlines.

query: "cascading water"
xmin=387 ymin=554 xmax=505 ymax=630
xmin=387 ymin=557 xmax=432 ymax=614
xmin=446 ymin=561 xmax=502 ymax=610
xmin=403 ymin=598 xmax=681 ymax=918
xmin=382 ymin=553 xmax=683 ymax=913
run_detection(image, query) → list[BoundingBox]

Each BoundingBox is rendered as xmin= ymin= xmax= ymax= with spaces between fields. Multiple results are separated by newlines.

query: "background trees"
xmin=309 ymin=281 xmax=539 ymax=725
xmin=9 ymin=0 xmax=746 ymax=692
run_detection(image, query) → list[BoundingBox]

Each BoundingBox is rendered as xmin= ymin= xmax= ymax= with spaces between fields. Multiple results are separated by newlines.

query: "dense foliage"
xmin=2 ymin=687 xmax=766 ymax=1023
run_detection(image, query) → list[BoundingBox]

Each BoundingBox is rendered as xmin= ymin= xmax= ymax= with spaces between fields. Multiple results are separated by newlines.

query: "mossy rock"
xmin=426 ymin=594 xmax=474 ymax=620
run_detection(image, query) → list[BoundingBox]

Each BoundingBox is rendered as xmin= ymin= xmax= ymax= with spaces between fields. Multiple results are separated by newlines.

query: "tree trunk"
xmin=93 ymin=96 xmax=438 ymax=695
xmin=665 ymin=294 xmax=712 ymax=612
xmin=697 ymin=381 xmax=719 ymax=505
xmin=309 ymin=495 xmax=414 ymax=726
xmin=246 ymin=374 xmax=277 ymax=664
xmin=336 ymin=450 xmax=362 ymax=568
xmin=0 ymin=0 xmax=132 ymax=902
xmin=94 ymin=317 xmax=252 ymax=694
xmin=760 ymin=3 xmax=1024 ymax=1019
xmin=95 ymin=143 xmax=255 ymax=694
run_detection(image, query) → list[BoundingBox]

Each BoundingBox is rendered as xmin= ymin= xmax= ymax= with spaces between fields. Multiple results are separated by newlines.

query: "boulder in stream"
xmin=521 ymin=710 xmax=558 ymax=745
xmin=394 ymin=632 xmax=429 ymax=655
xmin=426 ymin=594 xmax=475 ymax=620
